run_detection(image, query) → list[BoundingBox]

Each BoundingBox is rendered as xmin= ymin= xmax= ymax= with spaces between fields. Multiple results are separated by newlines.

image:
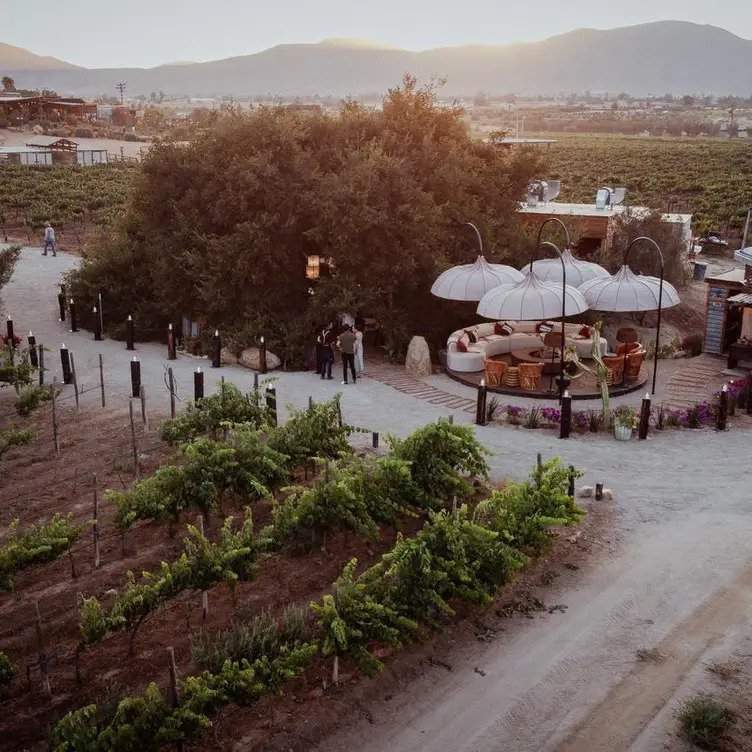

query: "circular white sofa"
xmin=446 ymin=321 xmax=606 ymax=373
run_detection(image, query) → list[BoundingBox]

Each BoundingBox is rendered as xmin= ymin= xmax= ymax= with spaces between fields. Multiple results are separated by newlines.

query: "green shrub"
xmin=0 ymin=514 xmax=83 ymax=590
xmin=191 ymin=604 xmax=315 ymax=674
xmin=474 ymin=459 xmax=583 ymax=552
xmin=367 ymin=507 xmax=525 ymax=623
xmin=0 ymin=427 xmax=32 ymax=459
xmin=80 ymin=511 xmax=258 ymax=647
xmin=16 ymin=384 xmax=52 ymax=416
xmin=0 ymin=651 xmax=14 ymax=689
xmin=0 ymin=348 xmax=34 ymax=388
xmin=160 ymin=383 xmax=270 ymax=443
xmin=267 ymin=397 xmax=352 ymax=466
xmin=678 ymin=695 xmax=733 ymax=749
xmin=388 ymin=421 xmax=489 ymax=508
xmin=311 ymin=559 xmax=417 ymax=677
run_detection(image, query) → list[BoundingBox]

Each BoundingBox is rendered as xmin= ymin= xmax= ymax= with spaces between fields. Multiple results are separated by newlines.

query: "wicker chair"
xmin=602 ymin=354 xmax=625 ymax=384
xmin=624 ymin=348 xmax=646 ymax=383
xmin=503 ymin=365 xmax=520 ymax=388
xmin=518 ymin=363 xmax=544 ymax=391
xmin=484 ymin=359 xmax=506 ymax=387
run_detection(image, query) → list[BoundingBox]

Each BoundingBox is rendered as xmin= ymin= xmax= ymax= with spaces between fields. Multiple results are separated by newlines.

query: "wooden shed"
xmin=703 ymin=266 xmax=752 ymax=366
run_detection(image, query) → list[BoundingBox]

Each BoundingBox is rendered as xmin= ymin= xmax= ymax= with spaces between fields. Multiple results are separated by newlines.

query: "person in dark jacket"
xmin=337 ymin=325 xmax=357 ymax=384
xmin=321 ymin=323 xmax=336 ymax=380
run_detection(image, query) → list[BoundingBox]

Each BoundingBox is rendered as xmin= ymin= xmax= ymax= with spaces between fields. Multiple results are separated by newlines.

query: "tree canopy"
xmin=70 ymin=76 xmax=539 ymax=364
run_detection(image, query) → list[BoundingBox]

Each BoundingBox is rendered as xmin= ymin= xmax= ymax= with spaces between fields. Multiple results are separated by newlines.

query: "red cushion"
xmin=495 ymin=322 xmax=513 ymax=336
xmin=579 ymin=325 xmax=591 ymax=337
xmin=464 ymin=328 xmax=478 ymax=343
xmin=456 ymin=337 xmax=468 ymax=352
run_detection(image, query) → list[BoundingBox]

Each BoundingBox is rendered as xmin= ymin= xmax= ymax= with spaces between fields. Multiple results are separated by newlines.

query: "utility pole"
xmin=116 ymin=82 xmax=127 ymax=104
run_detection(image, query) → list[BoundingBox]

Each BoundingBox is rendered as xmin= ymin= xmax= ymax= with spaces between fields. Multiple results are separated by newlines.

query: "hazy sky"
xmin=3 ymin=0 xmax=751 ymax=68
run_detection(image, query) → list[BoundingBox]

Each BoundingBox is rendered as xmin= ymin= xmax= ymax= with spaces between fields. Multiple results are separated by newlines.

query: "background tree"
xmin=1 ymin=76 xmax=15 ymax=92
xmin=68 ymin=76 xmax=540 ymax=364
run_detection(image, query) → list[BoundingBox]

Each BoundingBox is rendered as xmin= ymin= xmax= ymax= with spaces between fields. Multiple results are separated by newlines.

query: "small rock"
xmin=405 ymin=336 xmax=432 ymax=377
xmin=567 ymin=531 xmax=582 ymax=544
xmin=578 ymin=486 xmax=593 ymax=498
xmin=474 ymin=666 xmax=487 ymax=677
xmin=220 ymin=347 xmax=238 ymax=365
xmin=239 ymin=346 xmax=281 ymax=371
xmin=602 ymin=488 xmax=614 ymax=500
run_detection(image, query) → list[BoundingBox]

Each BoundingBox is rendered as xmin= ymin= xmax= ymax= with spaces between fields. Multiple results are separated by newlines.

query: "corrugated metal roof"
xmin=728 ymin=293 xmax=752 ymax=305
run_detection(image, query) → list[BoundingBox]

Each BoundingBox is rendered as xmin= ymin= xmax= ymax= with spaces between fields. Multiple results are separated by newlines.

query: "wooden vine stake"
xmin=332 ymin=654 xmax=339 ymax=686
xmin=93 ymin=474 xmax=100 ymax=569
xmin=197 ymin=517 xmax=209 ymax=621
xmin=51 ymin=377 xmax=60 ymax=455
xmin=166 ymin=647 xmax=184 ymax=752
xmin=34 ymin=601 xmax=52 ymax=696
xmin=129 ymin=400 xmax=139 ymax=478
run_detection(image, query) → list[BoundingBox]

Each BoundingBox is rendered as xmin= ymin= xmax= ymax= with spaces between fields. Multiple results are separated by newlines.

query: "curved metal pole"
xmin=535 ymin=217 xmax=571 ymax=254
xmin=624 ymin=236 xmax=664 ymax=396
xmin=465 ymin=222 xmax=484 ymax=255
xmin=536 ymin=239 xmax=568 ymax=402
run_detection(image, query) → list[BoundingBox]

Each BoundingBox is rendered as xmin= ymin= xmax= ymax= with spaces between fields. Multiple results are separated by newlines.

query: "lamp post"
xmin=534 ymin=217 xmax=572 ymax=402
xmin=623 ymin=236 xmax=665 ymax=395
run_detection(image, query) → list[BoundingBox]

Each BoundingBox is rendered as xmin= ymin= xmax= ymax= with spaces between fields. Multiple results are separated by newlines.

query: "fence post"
xmin=372 ymin=431 xmax=379 ymax=449
xmin=28 ymin=332 xmax=38 ymax=368
xmin=559 ymin=390 xmax=572 ymax=439
xmin=69 ymin=299 xmax=78 ymax=332
xmin=211 ymin=329 xmax=221 ymax=368
xmin=168 ymin=367 xmax=176 ymax=418
xmin=265 ymin=384 xmax=277 ymax=426
xmin=51 ymin=378 xmax=60 ymax=455
xmin=194 ymin=367 xmax=204 ymax=403
xmin=129 ymin=400 xmax=139 ymax=477
xmin=38 ymin=344 xmax=44 ymax=385
xmin=197 ymin=517 xmax=209 ymax=620
xmin=70 ymin=352 xmax=80 ymax=410
xmin=98 ymin=292 xmax=104 ymax=336
xmin=60 ymin=344 xmax=72 ymax=384
xmin=475 ymin=379 xmax=487 ymax=426
xmin=98 ymin=354 xmax=106 ymax=407
xmin=638 ymin=393 xmax=651 ymax=439
xmin=253 ymin=372 xmax=259 ymax=392
xmin=166 ymin=647 xmax=182 ymax=751
xmin=6 ymin=316 xmax=14 ymax=347
xmin=140 ymin=385 xmax=148 ymax=430
xmin=126 ymin=315 xmax=135 ymax=351
xmin=130 ymin=356 xmax=141 ymax=399
xmin=568 ymin=465 xmax=576 ymax=498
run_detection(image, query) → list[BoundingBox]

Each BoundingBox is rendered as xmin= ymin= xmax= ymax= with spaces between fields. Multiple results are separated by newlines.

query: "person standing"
xmin=354 ymin=325 xmax=364 ymax=375
xmin=321 ymin=323 xmax=336 ymax=380
xmin=315 ymin=325 xmax=326 ymax=375
xmin=43 ymin=222 xmax=56 ymax=257
xmin=338 ymin=325 xmax=357 ymax=384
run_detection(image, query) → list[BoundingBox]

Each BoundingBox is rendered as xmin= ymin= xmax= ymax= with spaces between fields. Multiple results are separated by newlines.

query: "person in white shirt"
xmin=43 ymin=222 xmax=56 ymax=257
xmin=354 ymin=326 xmax=364 ymax=375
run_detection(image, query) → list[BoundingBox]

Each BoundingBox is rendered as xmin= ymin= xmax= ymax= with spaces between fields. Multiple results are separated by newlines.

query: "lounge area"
xmin=445 ymin=321 xmax=648 ymax=398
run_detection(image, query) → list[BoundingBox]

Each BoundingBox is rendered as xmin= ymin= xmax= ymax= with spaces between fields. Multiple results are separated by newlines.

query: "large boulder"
xmin=405 ymin=336 xmax=432 ymax=377
xmin=239 ymin=347 xmax=281 ymax=372
xmin=220 ymin=347 xmax=238 ymax=365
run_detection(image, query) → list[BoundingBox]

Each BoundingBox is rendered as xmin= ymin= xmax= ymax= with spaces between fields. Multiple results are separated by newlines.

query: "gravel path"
xmin=3 ymin=245 xmax=752 ymax=752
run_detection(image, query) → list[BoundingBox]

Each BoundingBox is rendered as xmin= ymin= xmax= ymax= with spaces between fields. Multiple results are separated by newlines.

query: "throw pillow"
xmin=536 ymin=321 xmax=554 ymax=334
xmin=495 ymin=322 xmax=514 ymax=336
xmin=579 ymin=325 xmax=591 ymax=337
xmin=464 ymin=328 xmax=478 ymax=344
xmin=456 ymin=336 xmax=468 ymax=353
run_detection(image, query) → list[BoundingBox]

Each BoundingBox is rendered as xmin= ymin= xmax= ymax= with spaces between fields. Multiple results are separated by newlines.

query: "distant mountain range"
xmin=2 ymin=21 xmax=752 ymax=98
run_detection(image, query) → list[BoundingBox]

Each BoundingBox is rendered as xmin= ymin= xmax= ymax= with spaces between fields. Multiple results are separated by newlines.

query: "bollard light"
xmin=126 ymin=314 xmax=135 ymax=351
xmin=6 ymin=316 xmax=14 ymax=348
xmin=211 ymin=329 xmax=221 ymax=368
xmin=194 ymin=366 xmax=204 ymax=403
xmin=28 ymin=331 xmax=38 ymax=367
xmin=638 ymin=392 xmax=651 ymax=440
xmin=728 ymin=379 xmax=736 ymax=416
xmin=167 ymin=323 xmax=177 ymax=360
xmin=559 ymin=389 xmax=572 ymax=439
xmin=130 ymin=356 xmax=141 ymax=399
xmin=259 ymin=335 xmax=267 ymax=375
xmin=716 ymin=384 xmax=728 ymax=432
xmin=69 ymin=299 xmax=78 ymax=332
xmin=93 ymin=306 xmax=102 ymax=341
xmin=60 ymin=343 xmax=72 ymax=384
xmin=475 ymin=378 xmax=487 ymax=426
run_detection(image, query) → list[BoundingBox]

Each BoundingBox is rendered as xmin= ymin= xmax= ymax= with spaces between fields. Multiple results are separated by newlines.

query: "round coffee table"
xmin=510 ymin=348 xmax=560 ymax=376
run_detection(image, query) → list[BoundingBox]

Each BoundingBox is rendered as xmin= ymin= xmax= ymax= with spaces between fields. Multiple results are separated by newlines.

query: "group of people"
xmin=316 ymin=317 xmax=364 ymax=384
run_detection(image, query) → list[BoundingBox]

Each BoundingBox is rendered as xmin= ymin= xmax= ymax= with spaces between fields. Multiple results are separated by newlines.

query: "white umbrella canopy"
xmin=579 ymin=264 xmax=680 ymax=312
xmin=476 ymin=271 xmax=589 ymax=321
xmin=431 ymin=255 xmax=524 ymax=302
xmin=520 ymin=247 xmax=610 ymax=287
